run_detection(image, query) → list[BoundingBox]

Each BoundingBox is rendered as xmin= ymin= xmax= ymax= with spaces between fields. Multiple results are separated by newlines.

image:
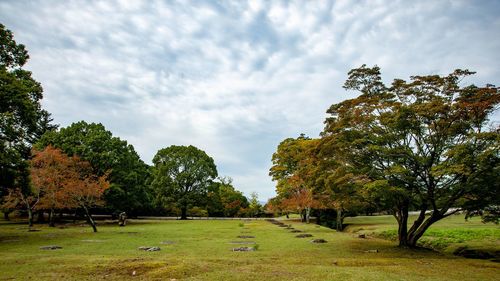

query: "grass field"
xmin=344 ymin=214 xmax=500 ymax=256
xmin=1 ymin=216 xmax=499 ymax=280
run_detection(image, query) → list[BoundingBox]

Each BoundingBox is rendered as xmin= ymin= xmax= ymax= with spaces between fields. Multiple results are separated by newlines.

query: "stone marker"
xmin=138 ymin=246 xmax=161 ymax=251
xmin=43 ymin=245 xmax=61 ymax=249
xmin=118 ymin=212 xmax=127 ymax=226
xmin=232 ymin=247 xmax=255 ymax=252
xmin=365 ymin=249 xmax=379 ymax=253
xmin=290 ymin=230 xmax=302 ymax=233
xmin=295 ymin=234 xmax=313 ymax=238
xmin=311 ymin=239 xmax=327 ymax=243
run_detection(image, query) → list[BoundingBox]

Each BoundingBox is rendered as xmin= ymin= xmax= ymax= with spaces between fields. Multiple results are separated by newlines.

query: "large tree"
xmin=0 ymin=23 xmax=55 ymax=216
xmin=152 ymin=145 xmax=218 ymax=220
xmin=36 ymin=121 xmax=150 ymax=215
xmin=323 ymin=65 xmax=499 ymax=247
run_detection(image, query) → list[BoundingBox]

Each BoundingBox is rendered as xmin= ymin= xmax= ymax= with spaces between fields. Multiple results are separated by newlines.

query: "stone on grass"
xmin=237 ymin=235 xmax=255 ymax=239
xmin=40 ymin=245 xmax=62 ymax=250
xmin=295 ymin=234 xmax=313 ymax=238
xmin=138 ymin=246 xmax=161 ymax=251
xmin=365 ymin=249 xmax=379 ymax=253
xmin=290 ymin=230 xmax=302 ymax=233
xmin=232 ymin=247 xmax=255 ymax=252
xmin=311 ymin=239 xmax=327 ymax=243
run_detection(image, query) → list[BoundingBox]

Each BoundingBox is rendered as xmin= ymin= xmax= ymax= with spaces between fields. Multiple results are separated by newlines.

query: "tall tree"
xmin=152 ymin=145 xmax=218 ymax=220
xmin=0 ymin=23 xmax=56 ymax=216
xmin=323 ymin=65 xmax=500 ymax=247
xmin=269 ymin=135 xmax=320 ymax=222
xmin=36 ymin=121 xmax=150 ymax=215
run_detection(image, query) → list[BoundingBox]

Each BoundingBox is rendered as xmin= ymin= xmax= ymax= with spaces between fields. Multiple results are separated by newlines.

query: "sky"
xmin=1 ymin=0 xmax=499 ymax=200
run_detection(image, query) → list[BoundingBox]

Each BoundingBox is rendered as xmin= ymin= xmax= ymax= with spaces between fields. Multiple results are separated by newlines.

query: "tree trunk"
xmin=3 ymin=211 xmax=10 ymax=221
xmin=305 ymin=207 xmax=311 ymax=224
xmin=180 ymin=206 xmax=188 ymax=220
xmin=336 ymin=208 xmax=343 ymax=231
xmin=407 ymin=212 xmax=442 ymax=247
xmin=83 ymin=206 xmax=97 ymax=232
xmin=49 ymin=208 xmax=55 ymax=227
xmin=396 ymin=204 xmax=409 ymax=247
xmin=27 ymin=208 xmax=33 ymax=227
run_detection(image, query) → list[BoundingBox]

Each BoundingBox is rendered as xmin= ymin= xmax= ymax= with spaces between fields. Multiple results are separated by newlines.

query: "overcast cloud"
xmin=1 ymin=0 xmax=499 ymax=200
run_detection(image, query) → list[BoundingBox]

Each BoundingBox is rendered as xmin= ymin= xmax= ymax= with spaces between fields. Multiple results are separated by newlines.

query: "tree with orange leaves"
xmin=30 ymin=145 xmax=110 ymax=232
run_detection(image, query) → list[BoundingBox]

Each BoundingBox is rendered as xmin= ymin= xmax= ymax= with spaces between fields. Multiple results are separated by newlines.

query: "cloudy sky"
xmin=1 ymin=0 xmax=499 ymax=200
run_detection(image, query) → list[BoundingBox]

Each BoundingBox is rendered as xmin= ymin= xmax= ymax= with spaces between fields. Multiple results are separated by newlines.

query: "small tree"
xmin=30 ymin=146 xmax=109 ymax=231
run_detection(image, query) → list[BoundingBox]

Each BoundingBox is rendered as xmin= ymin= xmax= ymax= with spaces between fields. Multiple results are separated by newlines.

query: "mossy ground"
xmin=1 ymin=216 xmax=499 ymax=280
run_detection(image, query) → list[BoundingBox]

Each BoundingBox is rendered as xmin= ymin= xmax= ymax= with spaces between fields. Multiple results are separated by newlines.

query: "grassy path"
xmin=0 ymin=218 xmax=499 ymax=280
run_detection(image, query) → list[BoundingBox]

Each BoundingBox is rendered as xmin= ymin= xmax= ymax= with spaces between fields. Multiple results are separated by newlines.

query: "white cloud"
xmin=1 ymin=0 xmax=499 ymax=200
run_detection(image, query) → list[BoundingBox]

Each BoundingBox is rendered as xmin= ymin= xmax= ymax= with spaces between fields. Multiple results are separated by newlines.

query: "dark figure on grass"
xmin=118 ymin=212 xmax=127 ymax=226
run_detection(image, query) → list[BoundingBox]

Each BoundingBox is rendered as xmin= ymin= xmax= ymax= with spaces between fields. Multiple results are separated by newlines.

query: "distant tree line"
xmin=0 ymin=23 xmax=261 ymax=231
xmin=267 ymin=65 xmax=499 ymax=247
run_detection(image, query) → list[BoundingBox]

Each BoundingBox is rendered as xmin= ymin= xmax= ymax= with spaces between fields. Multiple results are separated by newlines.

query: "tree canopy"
xmin=36 ymin=121 xmax=150 ymax=215
xmin=0 ymin=23 xmax=55 ymax=212
xmin=322 ymin=65 xmax=500 ymax=246
xmin=151 ymin=145 xmax=218 ymax=219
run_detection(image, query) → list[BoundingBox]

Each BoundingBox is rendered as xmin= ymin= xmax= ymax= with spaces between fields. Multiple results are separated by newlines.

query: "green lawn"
xmin=344 ymin=214 xmax=500 ymax=255
xmin=1 ymin=217 xmax=499 ymax=280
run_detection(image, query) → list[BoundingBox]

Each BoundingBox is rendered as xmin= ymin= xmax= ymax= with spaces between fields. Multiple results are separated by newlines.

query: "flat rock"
xmin=295 ymin=234 xmax=313 ymax=238
xmin=311 ymin=239 xmax=327 ymax=243
xmin=138 ymin=246 xmax=161 ymax=251
xmin=365 ymin=249 xmax=379 ymax=253
xmin=40 ymin=245 xmax=62 ymax=250
xmin=232 ymin=247 xmax=255 ymax=252
xmin=237 ymin=235 xmax=255 ymax=239
xmin=290 ymin=230 xmax=302 ymax=233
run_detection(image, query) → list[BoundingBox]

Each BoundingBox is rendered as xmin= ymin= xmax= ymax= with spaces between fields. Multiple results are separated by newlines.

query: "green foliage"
xmin=206 ymin=177 xmax=249 ymax=217
xmin=322 ymin=65 xmax=500 ymax=246
xmin=151 ymin=145 xmax=218 ymax=219
xmin=248 ymin=192 xmax=262 ymax=217
xmin=35 ymin=121 xmax=150 ymax=214
xmin=0 ymin=23 xmax=55 ymax=204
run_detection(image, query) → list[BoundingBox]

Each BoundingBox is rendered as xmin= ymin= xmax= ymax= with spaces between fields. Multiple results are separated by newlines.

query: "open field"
xmin=1 ymin=217 xmax=499 ymax=281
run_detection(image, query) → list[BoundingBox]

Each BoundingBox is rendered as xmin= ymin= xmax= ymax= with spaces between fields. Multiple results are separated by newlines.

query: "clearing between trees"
xmin=0 ymin=216 xmax=498 ymax=280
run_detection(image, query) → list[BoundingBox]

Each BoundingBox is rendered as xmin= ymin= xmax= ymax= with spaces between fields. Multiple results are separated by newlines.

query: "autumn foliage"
xmin=29 ymin=146 xmax=109 ymax=230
